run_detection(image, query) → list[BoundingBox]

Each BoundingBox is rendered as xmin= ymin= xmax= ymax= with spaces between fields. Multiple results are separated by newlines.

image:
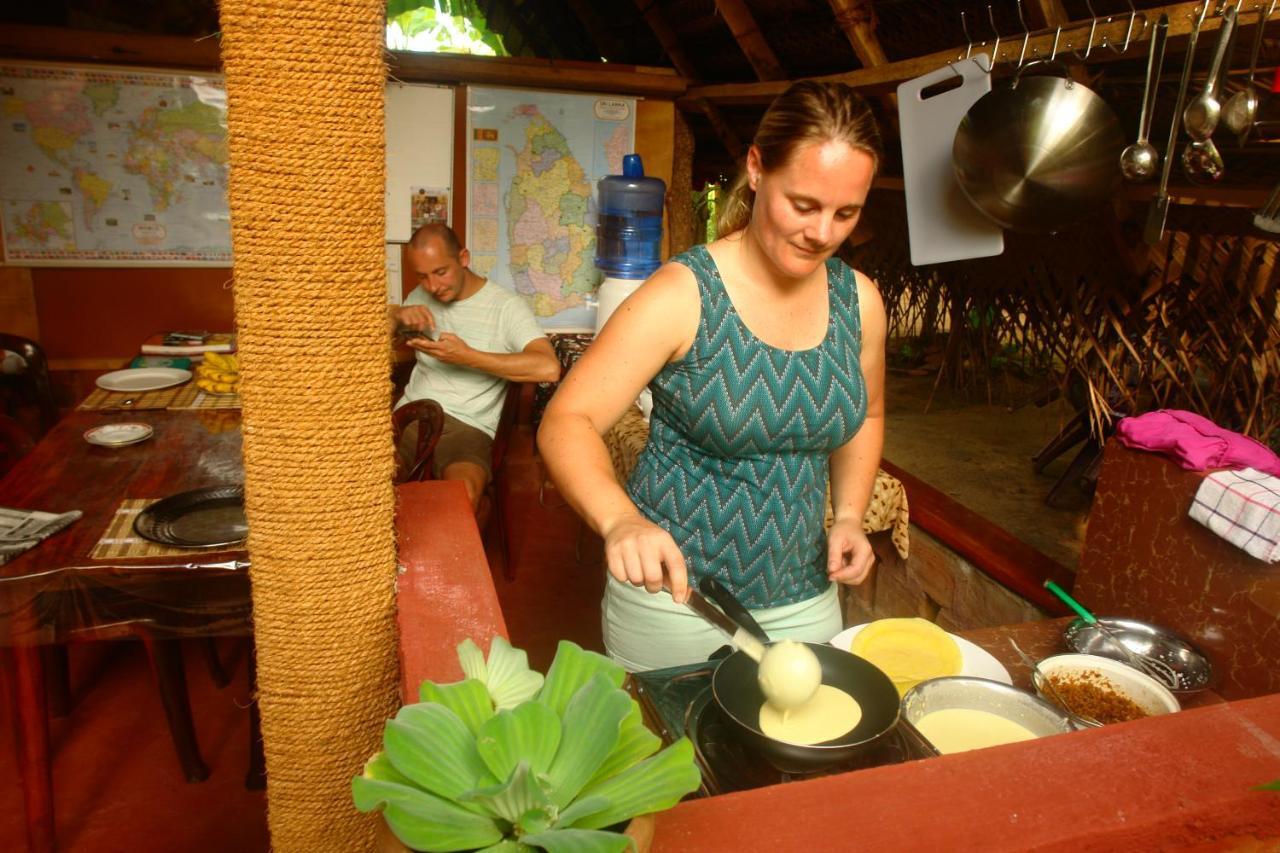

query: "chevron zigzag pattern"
xmin=627 ymin=245 xmax=868 ymax=608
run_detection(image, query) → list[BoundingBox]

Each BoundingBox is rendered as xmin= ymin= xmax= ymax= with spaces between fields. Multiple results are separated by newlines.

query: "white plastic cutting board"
xmin=897 ymin=56 xmax=1004 ymax=266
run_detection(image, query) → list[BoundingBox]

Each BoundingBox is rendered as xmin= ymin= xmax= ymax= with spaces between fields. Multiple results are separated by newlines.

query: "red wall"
xmin=32 ymin=267 xmax=235 ymax=363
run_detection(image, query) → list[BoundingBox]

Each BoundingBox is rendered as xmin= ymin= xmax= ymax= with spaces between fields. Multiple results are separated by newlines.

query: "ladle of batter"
xmin=685 ymin=579 xmax=862 ymax=745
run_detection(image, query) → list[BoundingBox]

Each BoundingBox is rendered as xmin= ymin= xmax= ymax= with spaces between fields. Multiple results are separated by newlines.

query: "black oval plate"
xmin=134 ymin=485 xmax=247 ymax=548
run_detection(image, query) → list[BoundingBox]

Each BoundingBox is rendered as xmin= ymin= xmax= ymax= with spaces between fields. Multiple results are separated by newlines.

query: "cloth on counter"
xmin=603 ymin=404 xmax=910 ymax=560
xmin=0 ymin=506 xmax=82 ymax=564
xmin=1115 ymin=410 xmax=1280 ymax=477
xmin=1188 ymin=468 xmax=1280 ymax=563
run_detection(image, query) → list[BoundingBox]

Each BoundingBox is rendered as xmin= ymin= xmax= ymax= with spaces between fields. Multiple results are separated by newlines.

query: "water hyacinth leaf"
xmin=351 ymin=774 xmax=502 ymax=851
xmin=538 ymin=641 xmax=626 ymax=717
xmin=520 ymin=828 xmax=633 ymax=853
xmin=476 ymin=699 xmax=562 ymax=781
xmin=458 ymin=638 xmax=488 ymax=682
xmin=584 ymin=704 xmax=661 ymax=788
xmin=485 ymin=636 xmax=545 ymax=710
xmin=361 ymin=750 xmax=414 ymax=787
xmin=477 ymin=842 xmax=537 ymax=853
xmin=420 ymin=677 xmax=495 ymax=735
xmin=551 ymin=794 xmax=611 ymax=830
xmin=458 ymin=760 xmax=554 ymax=825
xmin=517 ymin=805 xmax=554 ymax=836
xmin=546 ymin=674 xmax=631 ymax=807
xmin=385 ymin=703 xmax=493 ymax=802
xmin=571 ymin=738 xmax=701 ymax=831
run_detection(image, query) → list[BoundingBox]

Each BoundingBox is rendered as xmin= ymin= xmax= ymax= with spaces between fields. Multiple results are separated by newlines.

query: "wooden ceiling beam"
xmin=0 ymin=24 xmax=687 ymax=98
xmin=826 ymin=0 xmax=898 ymax=131
xmin=683 ymin=1 xmax=1228 ymax=105
xmin=632 ymin=0 xmax=746 ymax=162
xmin=713 ymin=0 xmax=786 ymax=81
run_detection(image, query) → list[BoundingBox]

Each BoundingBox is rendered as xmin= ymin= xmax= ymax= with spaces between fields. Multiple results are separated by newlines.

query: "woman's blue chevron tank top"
xmin=625 ymin=243 xmax=868 ymax=608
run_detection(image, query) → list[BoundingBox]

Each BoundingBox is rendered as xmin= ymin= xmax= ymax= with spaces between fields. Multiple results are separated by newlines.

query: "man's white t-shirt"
xmin=396 ymin=280 xmax=546 ymax=437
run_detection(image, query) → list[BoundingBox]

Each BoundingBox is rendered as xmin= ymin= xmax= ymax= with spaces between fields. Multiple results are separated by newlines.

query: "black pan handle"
xmin=698 ymin=576 xmax=771 ymax=645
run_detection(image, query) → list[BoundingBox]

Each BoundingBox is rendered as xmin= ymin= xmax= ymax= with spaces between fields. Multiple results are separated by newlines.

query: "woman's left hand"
xmin=826 ymin=519 xmax=875 ymax=585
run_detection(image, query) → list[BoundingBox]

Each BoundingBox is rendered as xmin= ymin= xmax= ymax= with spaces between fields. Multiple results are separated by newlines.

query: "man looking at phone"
xmin=389 ymin=223 xmax=560 ymax=515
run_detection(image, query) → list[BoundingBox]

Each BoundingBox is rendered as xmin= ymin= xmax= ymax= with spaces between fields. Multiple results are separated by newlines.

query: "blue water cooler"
xmin=594 ymin=154 xmax=666 ymax=336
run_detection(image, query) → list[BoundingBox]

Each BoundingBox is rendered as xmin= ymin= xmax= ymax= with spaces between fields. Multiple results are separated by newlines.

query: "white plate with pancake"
xmin=830 ymin=623 xmax=1012 ymax=685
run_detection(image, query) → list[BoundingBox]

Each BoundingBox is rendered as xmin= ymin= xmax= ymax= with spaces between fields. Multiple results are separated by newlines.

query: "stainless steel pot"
xmin=952 ymin=61 xmax=1124 ymax=234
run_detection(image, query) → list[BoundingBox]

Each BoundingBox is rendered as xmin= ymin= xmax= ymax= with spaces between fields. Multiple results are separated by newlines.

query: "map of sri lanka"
xmin=503 ymin=106 xmax=596 ymax=318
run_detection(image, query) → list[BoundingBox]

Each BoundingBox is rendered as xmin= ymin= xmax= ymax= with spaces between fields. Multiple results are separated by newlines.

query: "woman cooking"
xmin=538 ymin=80 xmax=887 ymax=671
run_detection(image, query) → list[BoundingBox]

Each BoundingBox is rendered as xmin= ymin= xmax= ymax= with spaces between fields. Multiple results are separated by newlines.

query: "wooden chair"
xmin=392 ymin=399 xmax=445 ymax=484
xmin=0 ymin=333 xmax=59 ymax=438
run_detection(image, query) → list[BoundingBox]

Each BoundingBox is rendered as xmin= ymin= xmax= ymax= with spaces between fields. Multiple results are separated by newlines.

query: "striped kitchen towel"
xmin=1188 ymin=468 xmax=1280 ymax=563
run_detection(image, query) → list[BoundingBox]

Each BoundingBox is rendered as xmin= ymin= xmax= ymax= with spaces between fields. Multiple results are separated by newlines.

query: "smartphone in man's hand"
xmin=395 ymin=325 xmax=439 ymax=342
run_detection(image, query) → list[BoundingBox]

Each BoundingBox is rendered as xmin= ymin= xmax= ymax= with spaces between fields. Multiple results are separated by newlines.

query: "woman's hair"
xmin=716 ymin=80 xmax=882 ymax=236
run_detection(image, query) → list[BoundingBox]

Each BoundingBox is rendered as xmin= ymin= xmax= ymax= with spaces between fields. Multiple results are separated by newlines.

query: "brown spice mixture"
xmin=1046 ymin=669 xmax=1148 ymax=724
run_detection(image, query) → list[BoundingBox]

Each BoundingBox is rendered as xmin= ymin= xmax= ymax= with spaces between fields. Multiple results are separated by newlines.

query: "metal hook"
xmin=1014 ymin=0 xmax=1032 ymax=66
xmin=1070 ymin=4 xmax=1101 ymax=60
xmin=986 ymin=4 xmax=1003 ymax=65
xmin=1049 ymin=25 xmax=1063 ymax=61
xmin=960 ymin=10 xmax=975 ymax=60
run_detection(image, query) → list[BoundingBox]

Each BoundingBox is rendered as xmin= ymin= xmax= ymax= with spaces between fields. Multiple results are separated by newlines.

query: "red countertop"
xmin=395 ymin=481 xmax=1280 ymax=850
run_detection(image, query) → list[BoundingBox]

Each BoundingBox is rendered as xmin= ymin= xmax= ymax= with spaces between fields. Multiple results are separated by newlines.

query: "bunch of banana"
xmin=196 ymin=351 xmax=241 ymax=395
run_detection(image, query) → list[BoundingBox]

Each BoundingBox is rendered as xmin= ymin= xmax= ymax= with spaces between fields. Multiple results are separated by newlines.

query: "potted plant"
xmin=353 ymin=637 xmax=701 ymax=852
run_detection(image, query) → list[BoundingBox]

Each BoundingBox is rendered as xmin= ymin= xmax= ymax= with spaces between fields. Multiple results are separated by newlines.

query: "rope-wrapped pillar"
xmin=219 ymin=2 xmax=398 ymax=849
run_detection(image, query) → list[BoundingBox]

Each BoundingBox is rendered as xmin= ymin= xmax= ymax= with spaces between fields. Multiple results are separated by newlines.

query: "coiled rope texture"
xmin=219 ymin=2 xmax=399 ymax=849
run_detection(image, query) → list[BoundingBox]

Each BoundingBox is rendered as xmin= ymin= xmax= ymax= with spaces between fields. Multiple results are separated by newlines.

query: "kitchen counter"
xmin=394 ymin=481 xmax=1280 ymax=851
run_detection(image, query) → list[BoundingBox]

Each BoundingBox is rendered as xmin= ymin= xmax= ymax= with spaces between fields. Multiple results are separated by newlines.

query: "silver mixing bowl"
xmin=1063 ymin=617 xmax=1213 ymax=694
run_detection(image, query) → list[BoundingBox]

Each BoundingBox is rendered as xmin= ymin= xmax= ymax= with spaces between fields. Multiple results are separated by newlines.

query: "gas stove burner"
xmin=683 ymin=686 xmax=924 ymax=795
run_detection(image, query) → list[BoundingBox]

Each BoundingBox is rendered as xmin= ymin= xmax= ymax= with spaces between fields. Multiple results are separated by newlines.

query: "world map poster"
xmin=0 ymin=62 xmax=230 ymax=266
xmin=466 ymin=87 xmax=635 ymax=330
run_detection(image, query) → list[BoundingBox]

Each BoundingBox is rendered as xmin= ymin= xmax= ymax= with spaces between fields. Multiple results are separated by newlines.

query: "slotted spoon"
xmin=1044 ymin=580 xmax=1180 ymax=690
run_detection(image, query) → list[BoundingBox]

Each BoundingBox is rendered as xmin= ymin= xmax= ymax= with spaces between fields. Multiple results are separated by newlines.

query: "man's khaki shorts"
xmin=431 ymin=414 xmax=493 ymax=479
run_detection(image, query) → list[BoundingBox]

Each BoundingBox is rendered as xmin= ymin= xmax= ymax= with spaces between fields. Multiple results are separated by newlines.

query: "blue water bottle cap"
xmin=622 ymin=154 xmax=644 ymax=178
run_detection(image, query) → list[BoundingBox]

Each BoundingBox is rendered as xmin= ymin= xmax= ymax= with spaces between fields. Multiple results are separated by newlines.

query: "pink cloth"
xmin=1115 ymin=410 xmax=1280 ymax=477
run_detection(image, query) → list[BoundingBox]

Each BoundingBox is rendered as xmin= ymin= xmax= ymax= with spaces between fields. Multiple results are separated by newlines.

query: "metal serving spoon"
xmin=1121 ymin=14 xmax=1169 ymax=182
xmin=1182 ymin=6 xmax=1238 ymax=185
xmin=1183 ymin=5 xmax=1238 ymax=141
xmin=1008 ymin=637 xmax=1102 ymax=728
xmin=1222 ymin=0 xmax=1275 ymax=145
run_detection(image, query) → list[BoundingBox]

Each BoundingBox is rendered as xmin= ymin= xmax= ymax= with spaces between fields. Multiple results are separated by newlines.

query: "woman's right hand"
xmin=601 ymin=513 xmax=690 ymax=604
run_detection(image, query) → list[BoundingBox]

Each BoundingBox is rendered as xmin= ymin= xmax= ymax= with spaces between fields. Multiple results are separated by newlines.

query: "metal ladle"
xmin=1121 ymin=14 xmax=1169 ymax=182
xmin=1222 ymin=0 xmax=1275 ymax=145
xmin=1182 ymin=5 xmax=1238 ymax=184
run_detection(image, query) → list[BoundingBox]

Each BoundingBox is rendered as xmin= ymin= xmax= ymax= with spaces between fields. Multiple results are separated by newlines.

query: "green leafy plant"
xmin=353 ymin=637 xmax=701 ymax=852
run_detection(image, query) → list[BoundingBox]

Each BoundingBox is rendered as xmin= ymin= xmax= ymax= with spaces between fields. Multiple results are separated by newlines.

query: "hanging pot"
xmin=952 ymin=61 xmax=1124 ymax=234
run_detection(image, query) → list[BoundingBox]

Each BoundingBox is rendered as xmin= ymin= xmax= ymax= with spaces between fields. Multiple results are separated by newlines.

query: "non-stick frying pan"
xmin=694 ymin=578 xmax=901 ymax=774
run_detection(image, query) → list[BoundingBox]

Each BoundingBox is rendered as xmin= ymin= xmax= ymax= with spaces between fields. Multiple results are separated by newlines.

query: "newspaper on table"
xmin=0 ymin=506 xmax=82 ymax=565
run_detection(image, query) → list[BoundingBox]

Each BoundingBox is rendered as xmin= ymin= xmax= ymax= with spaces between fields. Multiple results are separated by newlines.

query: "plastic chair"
xmin=0 ymin=333 xmax=58 ymax=437
xmin=392 ymin=399 xmax=445 ymax=484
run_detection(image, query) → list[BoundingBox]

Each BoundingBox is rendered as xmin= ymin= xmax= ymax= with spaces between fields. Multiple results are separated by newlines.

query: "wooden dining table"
xmin=0 ymin=404 xmax=254 ymax=853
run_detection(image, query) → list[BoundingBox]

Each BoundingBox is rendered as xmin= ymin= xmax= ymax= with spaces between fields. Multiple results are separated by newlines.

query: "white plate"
xmin=96 ymin=367 xmax=191 ymax=393
xmin=830 ymin=623 xmax=1012 ymax=685
xmin=84 ymin=422 xmax=154 ymax=447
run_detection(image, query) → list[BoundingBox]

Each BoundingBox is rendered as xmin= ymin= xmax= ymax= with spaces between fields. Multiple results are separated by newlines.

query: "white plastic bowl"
xmin=1033 ymin=653 xmax=1180 ymax=727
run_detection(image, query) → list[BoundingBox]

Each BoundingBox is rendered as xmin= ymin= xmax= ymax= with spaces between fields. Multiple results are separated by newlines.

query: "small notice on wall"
xmin=410 ymin=187 xmax=449 ymax=231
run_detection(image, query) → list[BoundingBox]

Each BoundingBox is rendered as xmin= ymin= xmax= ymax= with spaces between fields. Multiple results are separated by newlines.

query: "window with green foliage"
xmin=386 ymin=0 xmax=508 ymax=55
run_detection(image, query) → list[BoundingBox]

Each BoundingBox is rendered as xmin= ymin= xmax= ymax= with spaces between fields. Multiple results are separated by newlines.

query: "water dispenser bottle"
xmin=594 ymin=153 xmax=666 ymax=281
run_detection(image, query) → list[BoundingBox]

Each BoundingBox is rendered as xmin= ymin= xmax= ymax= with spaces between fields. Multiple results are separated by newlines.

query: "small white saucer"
xmin=84 ymin=422 xmax=154 ymax=447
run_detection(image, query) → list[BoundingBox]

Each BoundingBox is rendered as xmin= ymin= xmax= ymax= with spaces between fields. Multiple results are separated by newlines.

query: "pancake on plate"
xmin=849 ymin=617 xmax=963 ymax=696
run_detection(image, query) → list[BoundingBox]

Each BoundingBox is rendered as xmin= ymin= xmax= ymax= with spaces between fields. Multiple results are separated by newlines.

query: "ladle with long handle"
xmin=1121 ymin=14 xmax=1169 ymax=182
xmin=685 ymin=576 xmax=822 ymax=712
xmin=1223 ymin=0 xmax=1275 ymax=145
xmin=1145 ymin=2 xmax=1209 ymax=244
xmin=1183 ymin=5 xmax=1238 ymax=141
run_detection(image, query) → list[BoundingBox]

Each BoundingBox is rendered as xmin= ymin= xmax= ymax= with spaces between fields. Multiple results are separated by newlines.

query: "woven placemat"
xmin=89 ymin=498 xmax=221 ymax=559
xmin=168 ymin=382 xmax=242 ymax=410
xmin=80 ymin=385 xmax=184 ymax=411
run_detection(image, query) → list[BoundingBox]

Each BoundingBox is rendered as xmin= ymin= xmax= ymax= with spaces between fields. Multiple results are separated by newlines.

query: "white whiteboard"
xmin=385 ymin=82 xmax=454 ymax=243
